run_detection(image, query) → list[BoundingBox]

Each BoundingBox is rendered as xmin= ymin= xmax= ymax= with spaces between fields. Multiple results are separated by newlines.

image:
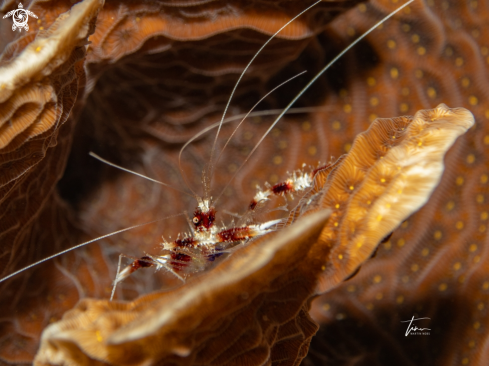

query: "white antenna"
xmin=0 ymin=216 xmax=182 ymax=284
xmin=207 ymin=0 xmax=324 ymax=180
xmin=89 ymin=152 xmax=196 ymax=198
xmin=213 ymin=0 xmax=416 ymax=206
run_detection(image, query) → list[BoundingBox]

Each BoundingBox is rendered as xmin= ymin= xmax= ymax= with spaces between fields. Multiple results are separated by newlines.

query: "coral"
xmin=34 ymin=104 xmax=472 ymax=365
xmin=0 ymin=0 xmax=488 ymax=365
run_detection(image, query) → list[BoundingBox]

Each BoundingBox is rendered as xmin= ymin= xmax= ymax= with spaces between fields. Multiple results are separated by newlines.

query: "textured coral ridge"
xmin=0 ymin=0 xmax=103 ymax=363
xmin=1 ymin=0 xmax=488 ymax=365
xmin=34 ymin=211 xmax=331 ymax=366
xmin=289 ymin=104 xmax=474 ymax=294
xmin=33 ymin=104 xmax=473 ymax=366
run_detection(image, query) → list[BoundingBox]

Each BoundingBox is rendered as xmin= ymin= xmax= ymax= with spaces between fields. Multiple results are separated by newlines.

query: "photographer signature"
xmin=400 ymin=316 xmax=431 ymax=336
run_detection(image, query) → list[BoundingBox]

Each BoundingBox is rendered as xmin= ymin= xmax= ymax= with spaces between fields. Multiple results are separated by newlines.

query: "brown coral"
xmin=34 ymin=103 xmax=472 ymax=365
xmin=1 ymin=0 xmax=488 ymax=365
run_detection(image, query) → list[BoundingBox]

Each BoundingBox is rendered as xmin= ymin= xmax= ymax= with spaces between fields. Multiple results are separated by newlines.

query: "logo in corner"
xmin=401 ymin=315 xmax=431 ymax=336
xmin=3 ymin=3 xmax=38 ymax=32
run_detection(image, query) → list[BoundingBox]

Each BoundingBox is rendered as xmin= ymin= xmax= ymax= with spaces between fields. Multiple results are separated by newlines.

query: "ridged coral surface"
xmin=0 ymin=0 xmax=488 ymax=365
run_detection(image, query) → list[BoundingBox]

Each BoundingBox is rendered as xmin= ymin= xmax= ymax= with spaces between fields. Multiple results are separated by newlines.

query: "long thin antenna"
xmin=89 ymin=152 xmax=196 ymax=199
xmin=213 ymin=70 xmax=307 ymax=175
xmin=208 ymin=0 xmax=324 ymax=176
xmin=0 ymin=216 xmax=180 ymax=284
xmin=174 ymin=106 xmax=334 ymax=156
xmin=213 ymin=0 xmax=415 ymax=206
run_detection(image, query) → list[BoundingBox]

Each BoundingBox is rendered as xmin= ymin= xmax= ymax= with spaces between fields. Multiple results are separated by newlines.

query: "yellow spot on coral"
xmin=402 ymin=23 xmax=410 ymax=32
xmin=373 ymin=275 xmax=382 ymax=284
xmin=136 ymin=17 xmax=141 ymax=22
xmin=477 ymin=194 xmax=484 ymax=204
xmin=370 ymin=96 xmax=379 ymax=107
xmin=367 ymin=77 xmax=376 ymax=86
xmin=302 ymin=121 xmax=311 ymax=131
xmin=469 ymin=96 xmax=478 ymax=106
xmin=421 ymin=248 xmax=429 ymax=257
xmin=332 ymin=121 xmax=341 ymax=131
xmin=480 ymin=224 xmax=487 ymax=233
xmin=427 ymin=87 xmax=436 ymax=98
xmin=385 ymin=203 xmax=391 ymax=208
xmin=376 ymin=215 xmax=382 ymax=221
xmin=456 ymin=176 xmax=464 ymax=186
xmin=396 ymin=295 xmax=404 ymax=304
xmin=358 ymin=3 xmax=367 ymax=12
xmin=481 ymin=174 xmax=488 ymax=184
xmin=456 ymin=221 xmax=464 ymax=230
xmin=36 ymin=46 xmax=41 ymax=52
xmin=462 ymin=358 xmax=469 ymax=365
xmin=384 ymin=241 xmax=391 ymax=250
xmin=474 ymin=322 xmax=481 ymax=330
xmin=334 ymin=222 xmax=339 ymax=227
xmin=411 ymin=264 xmax=419 ymax=272
xmin=366 ymin=303 xmax=374 ymax=310
xmin=417 ymin=47 xmax=426 ymax=55
xmin=369 ymin=114 xmax=377 ymax=122
xmin=322 ymin=303 xmax=330 ymax=311
xmin=468 ymin=340 xmax=475 ymax=348
xmin=39 ymin=26 xmax=44 ymax=30
xmin=273 ymin=156 xmax=283 ymax=165
xmin=380 ymin=178 xmax=386 ymax=183
xmin=387 ymin=40 xmax=396 ymax=49
xmin=397 ymin=238 xmax=405 ymax=247
xmin=469 ymin=244 xmax=478 ymax=252
xmin=401 ymin=87 xmax=410 ymax=96
xmin=467 ymin=154 xmax=475 ymax=164
xmin=308 ymin=146 xmax=317 ymax=156
xmin=483 ymin=281 xmax=489 ymax=290
xmin=367 ymin=200 xmax=371 ymax=205
xmin=347 ymin=285 xmax=356 ymax=292
xmin=349 ymin=185 xmax=354 ymax=191
xmin=335 ymin=204 xmax=340 ymax=209
xmin=390 ymin=67 xmax=399 ymax=79
xmin=453 ymin=262 xmax=461 ymax=271
xmin=338 ymin=254 xmax=343 ymax=260
xmin=438 ymin=283 xmax=447 ymax=291
xmin=481 ymin=212 xmax=488 ymax=221
xmin=434 ymin=230 xmax=442 ymax=240
xmin=344 ymin=143 xmax=351 ymax=152
xmin=462 ymin=77 xmax=470 ymax=87
xmin=455 ymin=57 xmax=464 ymax=66
xmin=415 ymin=69 xmax=423 ymax=78
xmin=96 ymin=330 xmax=103 ymax=342
xmin=474 ymin=255 xmax=481 ymax=263
xmin=343 ymin=104 xmax=352 ymax=113
xmin=321 ymin=265 xmax=326 ymax=271
xmin=397 ymin=189 xmax=403 ymax=194
xmin=446 ymin=201 xmax=455 ymax=211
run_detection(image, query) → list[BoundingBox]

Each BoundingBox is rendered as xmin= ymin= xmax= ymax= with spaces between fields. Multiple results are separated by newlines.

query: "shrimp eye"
xmin=192 ymin=217 xmax=200 ymax=224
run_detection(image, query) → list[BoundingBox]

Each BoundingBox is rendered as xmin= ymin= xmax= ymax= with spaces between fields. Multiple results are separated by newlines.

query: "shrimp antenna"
xmin=89 ymin=152 xmax=196 ymax=199
xmin=213 ymin=70 xmax=307 ymax=172
xmin=213 ymin=0 xmax=415 ymax=206
xmin=0 ymin=215 xmax=183 ymax=284
xmin=207 ymin=0 xmax=324 ymax=180
xmin=174 ymin=105 xmax=334 ymax=157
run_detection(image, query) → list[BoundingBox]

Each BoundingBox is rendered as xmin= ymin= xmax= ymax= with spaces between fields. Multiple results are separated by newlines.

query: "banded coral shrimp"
xmin=0 ymin=0 xmax=415 ymax=308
